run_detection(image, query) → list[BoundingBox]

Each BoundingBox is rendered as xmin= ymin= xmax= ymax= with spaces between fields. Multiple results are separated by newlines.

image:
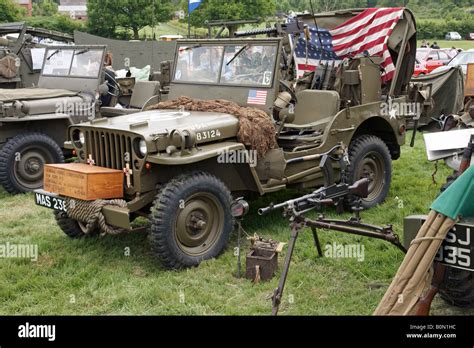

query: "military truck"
xmin=35 ymin=8 xmax=419 ymax=269
xmin=0 ymin=45 xmax=109 ymax=194
xmin=0 ymin=22 xmax=74 ymax=89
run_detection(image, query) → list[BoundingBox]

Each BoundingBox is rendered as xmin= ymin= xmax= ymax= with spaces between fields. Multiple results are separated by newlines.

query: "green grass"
xmin=139 ymin=20 xmax=208 ymax=39
xmin=417 ymin=40 xmax=474 ymax=50
xmin=0 ymin=137 xmax=473 ymax=315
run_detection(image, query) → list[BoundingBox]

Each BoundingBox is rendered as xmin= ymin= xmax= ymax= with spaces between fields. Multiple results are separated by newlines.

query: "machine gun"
xmin=233 ymin=20 xmax=305 ymax=38
xmin=258 ymin=179 xmax=369 ymax=217
xmin=259 ymin=178 xmax=407 ymax=315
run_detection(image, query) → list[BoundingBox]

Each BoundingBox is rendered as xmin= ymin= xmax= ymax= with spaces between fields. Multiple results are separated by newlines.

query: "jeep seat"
xmin=284 ymin=90 xmax=340 ymax=129
xmin=101 ymin=81 xmax=161 ymax=117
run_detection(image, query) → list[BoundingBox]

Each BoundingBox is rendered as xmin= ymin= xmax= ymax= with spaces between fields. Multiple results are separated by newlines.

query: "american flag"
xmin=294 ymin=8 xmax=404 ymax=83
xmin=247 ymin=90 xmax=268 ymax=105
xmin=294 ymin=28 xmax=340 ymax=77
xmin=330 ymin=7 xmax=404 ymax=82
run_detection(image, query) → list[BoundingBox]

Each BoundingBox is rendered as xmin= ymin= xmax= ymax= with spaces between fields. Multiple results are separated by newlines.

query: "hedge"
xmin=417 ymin=18 xmax=474 ymax=40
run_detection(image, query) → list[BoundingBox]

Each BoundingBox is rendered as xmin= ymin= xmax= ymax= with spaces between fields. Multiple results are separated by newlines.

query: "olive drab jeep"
xmin=36 ymin=8 xmax=419 ymax=269
xmin=0 ymin=45 xmax=109 ymax=194
xmin=0 ymin=22 xmax=74 ymax=89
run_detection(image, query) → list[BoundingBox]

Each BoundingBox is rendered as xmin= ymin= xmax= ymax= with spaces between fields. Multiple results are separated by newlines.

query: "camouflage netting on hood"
xmin=146 ymin=96 xmax=277 ymax=157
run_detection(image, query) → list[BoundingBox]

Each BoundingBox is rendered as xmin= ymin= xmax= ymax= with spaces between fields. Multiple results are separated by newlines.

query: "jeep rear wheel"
xmin=149 ymin=172 xmax=233 ymax=269
xmin=0 ymin=133 xmax=64 ymax=194
xmin=440 ymin=268 xmax=474 ymax=308
xmin=346 ymin=135 xmax=392 ymax=209
xmin=438 ymin=175 xmax=474 ymax=308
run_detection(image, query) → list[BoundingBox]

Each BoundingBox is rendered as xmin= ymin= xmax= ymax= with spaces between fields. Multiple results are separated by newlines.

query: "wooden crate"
xmin=466 ymin=63 xmax=474 ymax=97
xmin=44 ymin=163 xmax=124 ymax=201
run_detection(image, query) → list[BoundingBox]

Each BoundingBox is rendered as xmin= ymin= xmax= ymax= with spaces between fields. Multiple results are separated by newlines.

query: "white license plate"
xmin=34 ymin=190 xmax=67 ymax=213
xmin=435 ymin=225 xmax=473 ymax=271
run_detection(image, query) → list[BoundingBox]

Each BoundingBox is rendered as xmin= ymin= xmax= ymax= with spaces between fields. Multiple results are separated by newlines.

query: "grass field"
xmin=418 ymin=40 xmax=474 ymax=50
xmin=1 ymin=137 xmax=473 ymax=316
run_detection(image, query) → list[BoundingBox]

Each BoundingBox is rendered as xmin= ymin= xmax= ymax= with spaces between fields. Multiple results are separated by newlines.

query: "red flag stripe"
xmin=330 ymin=8 xmax=403 ymax=36
xmin=329 ymin=8 xmax=404 ymax=82
xmin=332 ymin=23 xmax=399 ymax=51
xmin=334 ymin=36 xmax=387 ymax=57
xmin=297 ymin=64 xmax=317 ymax=72
xmin=331 ymin=11 xmax=404 ymax=42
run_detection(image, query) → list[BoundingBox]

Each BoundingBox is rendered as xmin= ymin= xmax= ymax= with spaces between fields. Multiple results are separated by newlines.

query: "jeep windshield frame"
xmin=172 ymin=40 xmax=279 ymax=88
xmin=41 ymin=47 xmax=105 ymax=79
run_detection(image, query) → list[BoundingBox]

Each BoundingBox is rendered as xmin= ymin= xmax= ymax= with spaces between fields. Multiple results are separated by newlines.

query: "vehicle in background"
xmin=431 ymin=50 xmax=474 ymax=77
xmin=0 ymin=45 xmax=109 ymax=194
xmin=416 ymin=48 xmax=455 ymax=75
xmin=74 ymin=30 xmax=176 ymax=76
xmin=445 ymin=32 xmax=462 ymax=41
xmin=467 ymin=33 xmax=474 ymax=41
xmin=159 ymin=35 xmax=184 ymax=42
xmin=413 ymin=58 xmax=429 ymax=76
xmin=0 ymin=22 xmax=73 ymax=89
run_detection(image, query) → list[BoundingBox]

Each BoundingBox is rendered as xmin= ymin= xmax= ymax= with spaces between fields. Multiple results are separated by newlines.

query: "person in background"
xmin=431 ymin=42 xmax=440 ymax=49
xmin=101 ymin=52 xmax=118 ymax=107
xmin=420 ymin=40 xmax=428 ymax=48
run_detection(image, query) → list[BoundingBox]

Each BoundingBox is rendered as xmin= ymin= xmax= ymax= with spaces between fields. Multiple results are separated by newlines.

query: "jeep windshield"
xmin=174 ymin=43 xmax=277 ymax=87
xmin=42 ymin=48 xmax=104 ymax=78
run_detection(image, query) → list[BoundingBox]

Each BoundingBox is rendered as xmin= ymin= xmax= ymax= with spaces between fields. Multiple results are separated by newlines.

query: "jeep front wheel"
xmin=149 ymin=172 xmax=233 ymax=269
xmin=346 ymin=135 xmax=392 ymax=209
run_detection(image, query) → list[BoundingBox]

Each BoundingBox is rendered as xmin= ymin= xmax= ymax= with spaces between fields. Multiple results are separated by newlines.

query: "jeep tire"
xmin=0 ymin=133 xmax=64 ymax=194
xmin=149 ymin=172 xmax=233 ymax=269
xmin=346 ymin=135 xmax=392 ymax=209
xmin=54 ymin=211 xmax=99 ymax=239
xmin=438 ymin=174 xmax=474 ymax=308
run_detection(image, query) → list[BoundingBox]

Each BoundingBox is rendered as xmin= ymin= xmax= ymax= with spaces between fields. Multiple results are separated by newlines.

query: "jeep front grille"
xmin=84 ymin=130 xmax=134 ymax=186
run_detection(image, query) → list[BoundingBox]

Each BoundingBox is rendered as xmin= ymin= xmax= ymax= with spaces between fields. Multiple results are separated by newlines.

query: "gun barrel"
xmin=234 ymin=27 xmax=278 ymax=38
xmin=258 ymin=207 xmax=272 ymax=215
xmin=258 ymin=201 xmax=287 ymax=215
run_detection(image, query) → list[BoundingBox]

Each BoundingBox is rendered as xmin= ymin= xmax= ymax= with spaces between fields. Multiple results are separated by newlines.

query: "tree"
xmin=33 ymin=0 xmax=58 ymax=17
xmin=87 ymin=0 xmax=118 ymax=38
xmin=186 ymin=0 xmax=276 ymax=28
xmin=0 ymin=0 xmax=24 ymax=23
xmin=24 ymin=15 xmax=85 ymax=35
xmin=87 ymin=0 xmax=173 ymax=40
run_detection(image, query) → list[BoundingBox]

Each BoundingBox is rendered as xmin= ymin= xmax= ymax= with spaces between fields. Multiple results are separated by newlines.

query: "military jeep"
xmin=0 ymin=45 xmax=108 ymax=194
xmin=0 ymin=22 xmax=74 ymax=89
xmin=36 ymin=9 xmax=419 ymax=269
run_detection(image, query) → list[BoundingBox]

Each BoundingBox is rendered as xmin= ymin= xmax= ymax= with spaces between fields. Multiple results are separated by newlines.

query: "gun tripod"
xmin=271 ymin=205 xmax=407 ymax=316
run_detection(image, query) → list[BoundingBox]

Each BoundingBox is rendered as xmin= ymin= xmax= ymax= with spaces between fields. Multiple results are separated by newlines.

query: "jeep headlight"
xmin=79 ymin=131 xmax=85 ymax=145
xmin=139 ymin=139 xmax=147 ymax=156
xmin=134 ymin=138 xmax=147 ymax=158
xmin=72 ymin=129 xmax=85 ymax=148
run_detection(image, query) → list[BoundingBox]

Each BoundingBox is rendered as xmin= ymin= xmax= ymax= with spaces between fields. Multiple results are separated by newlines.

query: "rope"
xmin=410 ymin=236 xmax=445 ymax=246
xmin=65 ymin=198 xmax=128 ymax=236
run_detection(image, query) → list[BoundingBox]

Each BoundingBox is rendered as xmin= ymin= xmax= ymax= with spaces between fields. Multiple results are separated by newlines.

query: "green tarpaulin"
xmin=0 ymin=88 xmax=78 ymax=103
xmin=412 ymin=66 xmax=465 ymax=127
xmin=431 ymin=165 xmax=474 ymax=220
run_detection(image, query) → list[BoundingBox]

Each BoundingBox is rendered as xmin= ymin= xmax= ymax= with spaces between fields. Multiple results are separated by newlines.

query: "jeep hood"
xmin=84 ymin=109 xmax=240 ymax=140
